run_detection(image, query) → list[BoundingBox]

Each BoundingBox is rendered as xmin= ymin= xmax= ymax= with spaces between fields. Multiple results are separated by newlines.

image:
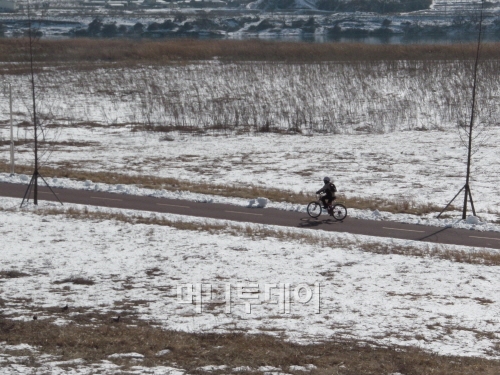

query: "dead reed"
xmin=5 ymin=55 xmax=497 ymax=133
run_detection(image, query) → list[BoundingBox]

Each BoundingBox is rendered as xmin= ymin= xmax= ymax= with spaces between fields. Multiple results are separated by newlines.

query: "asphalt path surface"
xmin=1 ymin=181 xmax=500 ymax=249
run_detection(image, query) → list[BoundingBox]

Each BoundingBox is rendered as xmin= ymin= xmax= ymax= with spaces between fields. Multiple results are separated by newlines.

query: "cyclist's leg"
xmin=328 ymin=193 xmax=337 ymax=207
xmin=320 ymin=195 xmax=328 ymax=208
xmin=327 ymin=192 xmax=334 ymax=207
xmin=324 ymin=193 xmax=333 ymax=214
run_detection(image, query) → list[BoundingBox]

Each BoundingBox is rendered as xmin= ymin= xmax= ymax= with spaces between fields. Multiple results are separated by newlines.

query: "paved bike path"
xmin=1 ymin=182 xmax=500 ymax=249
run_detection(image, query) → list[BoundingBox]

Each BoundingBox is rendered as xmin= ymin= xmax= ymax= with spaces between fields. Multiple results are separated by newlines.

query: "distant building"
xmin=0 ymin=0 xmax=16 ymax=12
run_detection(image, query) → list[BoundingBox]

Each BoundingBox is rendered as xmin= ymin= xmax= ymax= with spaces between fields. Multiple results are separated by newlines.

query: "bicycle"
xmin=307 ymin=194 xmax=347 ymax=221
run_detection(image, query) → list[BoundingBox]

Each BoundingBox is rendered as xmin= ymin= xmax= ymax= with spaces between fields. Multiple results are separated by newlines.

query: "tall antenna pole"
xmin=462 ymin=0 xmax=483 ymax=220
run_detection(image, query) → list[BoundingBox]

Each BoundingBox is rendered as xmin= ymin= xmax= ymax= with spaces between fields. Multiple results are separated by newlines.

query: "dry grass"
xmin=356 ymin=240 xmax=500 ymax=266
xmin=0 ymin=315 xmax=498 ymax=374
xmin=1 ymin=161 xmax=309 ymax=203
xmin=0 ymin=161 xmax=451 ymax=216
xmin=53 ymin=277 xmax=95 ymax=286
xmin=4 ymin=43 xmax=498 ymax=134
xmin=0 ymin=270 xmax=30 ymax=278
xmin=2 ymin=39 xmax=500 ymax=68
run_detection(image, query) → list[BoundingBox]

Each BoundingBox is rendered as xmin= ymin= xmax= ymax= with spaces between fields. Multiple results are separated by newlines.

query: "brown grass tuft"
xmin=53 ymin=277 xmax=95 ymax=286
xmin=0 ymin=270 xmax=30 ymax=278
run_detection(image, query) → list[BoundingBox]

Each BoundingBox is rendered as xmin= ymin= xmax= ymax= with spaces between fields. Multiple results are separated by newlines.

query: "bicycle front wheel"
xmin=331 ymin=203 xmax=347 ymax=221
xmin=307 ymin=201 xmax=322 ymax=218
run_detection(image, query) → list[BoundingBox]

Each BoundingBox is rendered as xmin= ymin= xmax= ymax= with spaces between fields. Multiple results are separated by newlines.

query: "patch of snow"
xmin=289 ymin=365 xmax=309 ymax=371
xmin=466 ymin=216 xmax=481 ymax=225
xmin=257 ymin=197 xmax=268 ymax=208
xmin=197 ymin=365 xmax=228 ymax=371
xmin=108 ymin=352 xmax=145 ymax=359
xmin=128 ymin=366 xmax=185 ymax=374
xmin=259 ymin=366 xmax=282 ymax=371
xmin=0 ymin=343 xmax=37 ymax=352
xmin=233 ymin=366 xmax=254 ymax=372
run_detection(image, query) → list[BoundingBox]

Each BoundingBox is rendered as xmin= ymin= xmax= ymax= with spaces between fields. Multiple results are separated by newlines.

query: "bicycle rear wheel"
xmin=331 ymin=203 xmax=347 ymax=221
xmin=307 ymin=201 xmax=322 ymax=218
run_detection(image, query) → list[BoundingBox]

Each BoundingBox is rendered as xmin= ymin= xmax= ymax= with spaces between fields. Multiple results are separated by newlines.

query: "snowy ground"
xmin=1 ymin=125 xmax=499 ymax=224
xmin=1 ymin=197 xmax=500 ymax=375
xmin=0 ymin=342 xmax=186 ymax=375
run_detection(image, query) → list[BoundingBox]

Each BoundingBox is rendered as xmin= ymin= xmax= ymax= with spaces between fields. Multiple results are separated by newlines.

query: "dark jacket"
xmin=316 ymin=182 xmax=337 ymax=195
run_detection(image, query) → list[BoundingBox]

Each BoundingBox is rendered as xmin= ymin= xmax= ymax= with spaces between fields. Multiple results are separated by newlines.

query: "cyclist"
xmin=316 ymin=177 xmax=337 ymax=210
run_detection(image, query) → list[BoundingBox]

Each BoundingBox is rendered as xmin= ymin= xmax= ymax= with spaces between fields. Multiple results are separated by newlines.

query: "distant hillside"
xmin=248 ymin=0 xmax=432 ymax=13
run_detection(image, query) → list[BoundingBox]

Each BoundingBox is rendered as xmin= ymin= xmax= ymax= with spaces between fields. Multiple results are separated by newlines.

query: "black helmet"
xmin=323 ymin=177 xmax=331 ymax=184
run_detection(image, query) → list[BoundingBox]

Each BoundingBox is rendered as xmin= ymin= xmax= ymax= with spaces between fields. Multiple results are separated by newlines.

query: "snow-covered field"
xmin=1 ymin=198 xmax=500 ymax=374
xmin=1 ymin=58 xmax=500 ymax=372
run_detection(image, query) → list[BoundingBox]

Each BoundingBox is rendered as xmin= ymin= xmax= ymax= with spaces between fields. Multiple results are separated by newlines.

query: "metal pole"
xmin=9 ymin=83 xmax=14 ymax=175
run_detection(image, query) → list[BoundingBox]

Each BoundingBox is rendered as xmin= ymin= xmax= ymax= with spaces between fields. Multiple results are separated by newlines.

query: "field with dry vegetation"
xmin=2 ymin=319 xmax=500 ymax=375
xmin=2 ymin=39 xmax=500 ymax=135
xmin=1 ymin=39 xmax=500 ymax=373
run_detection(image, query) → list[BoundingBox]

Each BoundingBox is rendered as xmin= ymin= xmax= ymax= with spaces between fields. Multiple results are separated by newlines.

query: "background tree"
xmin=18 ymin=0 xmax=62 ymax=206
xmin=87 ymin=18 xmax=103 ymax=37
xmin=101 ymin=22 xmax=118 ymax=38
xmin=438 ymin=0 xmax=488 ymax=220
